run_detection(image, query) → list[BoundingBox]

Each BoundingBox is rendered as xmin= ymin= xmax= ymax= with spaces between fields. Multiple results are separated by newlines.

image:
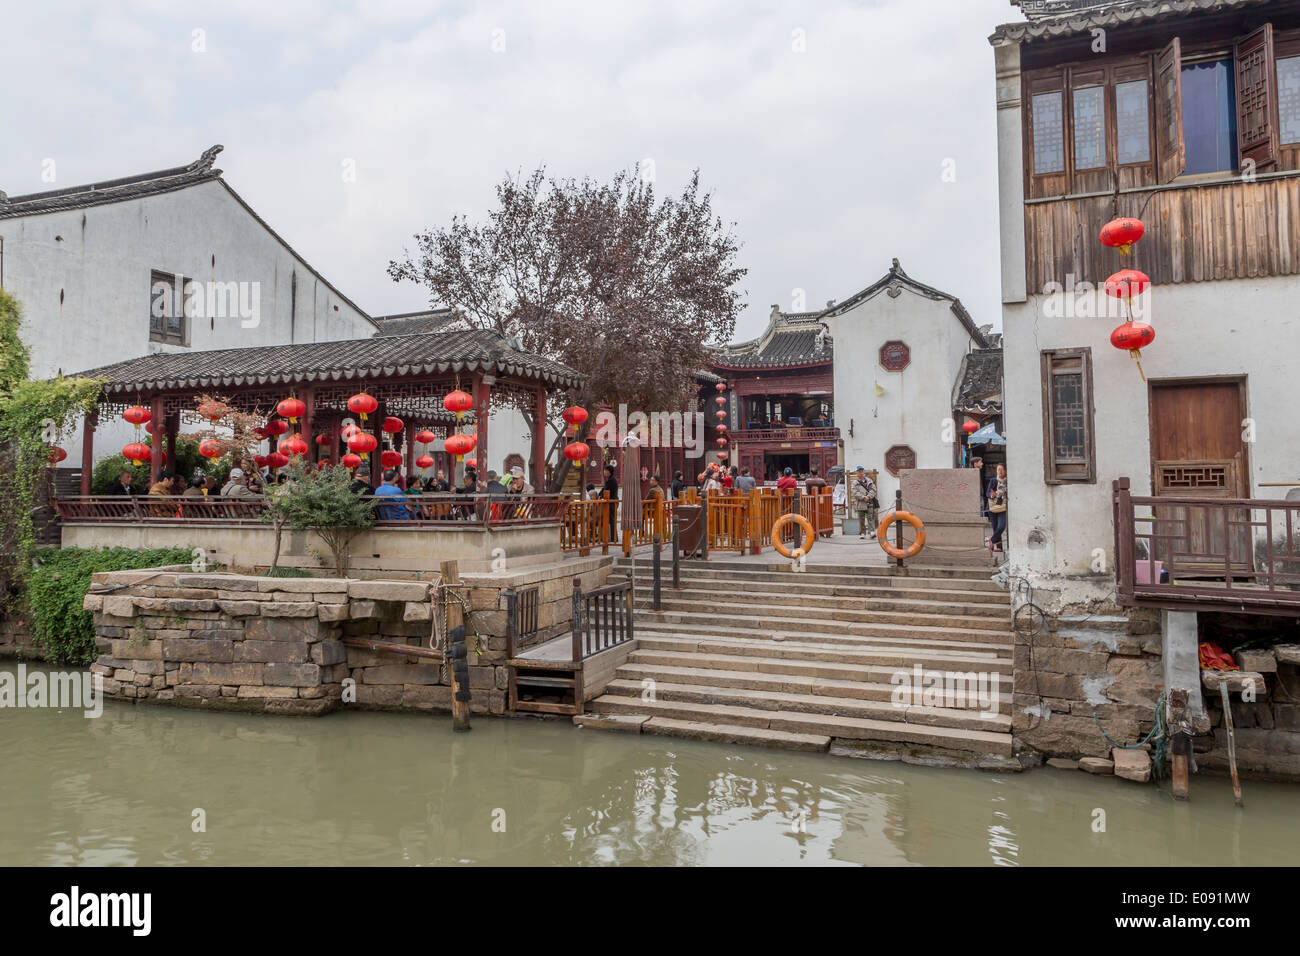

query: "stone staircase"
xmin=576 ymin=558 xmax=1017 ymax=764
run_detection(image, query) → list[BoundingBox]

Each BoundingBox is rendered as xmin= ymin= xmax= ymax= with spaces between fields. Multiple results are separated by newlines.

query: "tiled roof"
xmin=712 ymin=308 xmax=832 ymax=369
xmin=991 ymin=0 xmax=1270 ymax=44
xmin=0 ymin=145 xmax=225 ymax=218
xmin=371 ymin=309 xmax=459 ymax=336
xmin=953 ymin=348 xmax=1004 ymax=415
xmin=820 ymin=259 xmax=989 ymax=348
xmin=75 ymin=329 xmax=583 ymax=394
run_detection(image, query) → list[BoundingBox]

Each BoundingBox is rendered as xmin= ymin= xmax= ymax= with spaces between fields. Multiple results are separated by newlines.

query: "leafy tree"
xmin=271 ymin=462 xmax=374 ymax=577
xmin=388 ymin=166 xmax=746 ymax=490
xmin=0 ymin=290 xmax=103 ymax=608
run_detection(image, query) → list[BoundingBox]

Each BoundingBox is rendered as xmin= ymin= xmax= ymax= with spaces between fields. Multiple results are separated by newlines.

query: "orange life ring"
xmin=877 ymin=511 xmax=926 ymax=559
xmin=771 ymin=513 xmax=816 ymax=559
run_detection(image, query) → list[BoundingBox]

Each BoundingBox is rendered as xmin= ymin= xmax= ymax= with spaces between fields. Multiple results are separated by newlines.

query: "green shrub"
xmin=264 ymin=565 xmax=313 ymax=578
xmin=26 ymin=546 xmax=193 ymax=664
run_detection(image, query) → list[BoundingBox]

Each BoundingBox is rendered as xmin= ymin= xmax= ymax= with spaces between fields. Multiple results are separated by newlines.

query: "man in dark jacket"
xmin=109 ymin=469 xmax=136 ymax=495
xmin=602 ymin=464 xmax=619 ymax=541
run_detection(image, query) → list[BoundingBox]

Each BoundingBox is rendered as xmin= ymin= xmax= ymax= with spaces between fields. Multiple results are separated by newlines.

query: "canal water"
xmin=2 ymin=665 xmax=1295 ymax=866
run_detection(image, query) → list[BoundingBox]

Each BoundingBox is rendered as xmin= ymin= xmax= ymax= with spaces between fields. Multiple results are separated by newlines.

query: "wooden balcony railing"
xmin=1112 ymin=477 xmax=1300 ymax=616
xmin=733 ymin=426 xmax=839 ymax=443
xmin=54 ymin=494 xmax=569 ymax=529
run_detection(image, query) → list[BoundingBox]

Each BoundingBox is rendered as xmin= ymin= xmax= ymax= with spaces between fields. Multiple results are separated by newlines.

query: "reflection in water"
xmin=0 ymin=664 xmax=1295 ymax=866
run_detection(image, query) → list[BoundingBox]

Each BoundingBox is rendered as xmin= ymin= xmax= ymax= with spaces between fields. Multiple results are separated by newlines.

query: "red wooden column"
xmin=149 ymin=395 xmax=164 ymax=484
xmin=299 ymin=386 xmax=315 ymax=465
xmin=475 ymin=375 xmax=491 ymax=477
xmin=531 ymin=385 xmax=548 ymax=489
xmin=371 ymin=399 xmax=387 ymax=478
xmin=165 ymin=411 xmax=179 ymax=478
xmin=404 ymin=423 xmax=416 ymax=478
xmin=79 ymin=407 xmax=98 ymax=495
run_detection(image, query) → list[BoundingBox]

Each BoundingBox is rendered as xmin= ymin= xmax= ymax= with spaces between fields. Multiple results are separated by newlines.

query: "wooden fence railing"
xmin=1112 ymin=476 xmax=1300 ymax=615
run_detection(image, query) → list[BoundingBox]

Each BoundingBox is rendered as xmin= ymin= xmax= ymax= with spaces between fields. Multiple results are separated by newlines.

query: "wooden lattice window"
xmin=1041 ymin=348 xmax=1096 ymax=483
xmin=879 ymin=341 xmax=910 ymax=372
xmin=884 ymin=445 xmax=916 ymax=477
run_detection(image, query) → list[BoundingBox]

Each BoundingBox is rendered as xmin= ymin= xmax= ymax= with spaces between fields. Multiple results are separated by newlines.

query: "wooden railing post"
xmin=571 ymin=577 xmax=585 ymax=662
xmin=671 ymin=510 xmax=681 ymax=589
xmin=894 ymin=488 xmax=905 ymax=569
xmin=1114 ymin=477 xmax=1136 ymax=601
xmin=652 ymin=535 xmax=662 ymax=611
xmin=700 ymin=492 xmax=710 ymax=560
xmin=600 ymin=491 xmax=610 ymax=556
xmin=504 ymin=588 xmax=518 ymax=659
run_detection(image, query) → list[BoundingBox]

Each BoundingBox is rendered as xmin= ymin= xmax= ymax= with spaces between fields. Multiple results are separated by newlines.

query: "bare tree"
xmin=389 ymin=166 xmax=746 ymax=489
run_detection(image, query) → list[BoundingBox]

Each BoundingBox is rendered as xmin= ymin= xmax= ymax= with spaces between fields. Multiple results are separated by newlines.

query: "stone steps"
xmin=634 ymin=608 xmax=1011 ymax=644
xmin=602 ymin=677 xmax=1011 ymax=731
xmin=618 ymin=660 xmax=1013 ymax=712
xmin=589 ymin=695 xmax=1013 ymax=755
xmin=637 ymin=585 xmax=1011 ymax=619
xmin=630 ymin=639 xmax=1012 ymax=676
xmin=581 ymin=559 xmax=1015 ymax=758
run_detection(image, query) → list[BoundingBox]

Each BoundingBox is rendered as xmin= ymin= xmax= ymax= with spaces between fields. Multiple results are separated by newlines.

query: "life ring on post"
xmin=771 ymin=513 xmax=816 ymax=559
xmin=878 ymin=511 xmax=926 ymax=559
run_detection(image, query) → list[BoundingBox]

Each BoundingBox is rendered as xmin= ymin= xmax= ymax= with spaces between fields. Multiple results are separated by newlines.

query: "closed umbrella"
xmin=620 ymin=435 xmax=642 ymax=555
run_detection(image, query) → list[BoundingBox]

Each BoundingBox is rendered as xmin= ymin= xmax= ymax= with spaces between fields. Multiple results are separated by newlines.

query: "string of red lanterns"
xmin=1100 ymin=215 xmax=1154 ymax=381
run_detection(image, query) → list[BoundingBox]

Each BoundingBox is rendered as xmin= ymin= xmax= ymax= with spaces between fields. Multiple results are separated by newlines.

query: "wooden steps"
xmin=577 ymin=559 xmax=1016 ymax=758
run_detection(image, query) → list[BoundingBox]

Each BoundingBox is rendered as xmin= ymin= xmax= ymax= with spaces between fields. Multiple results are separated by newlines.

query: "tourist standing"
xmin=349 ymin=467 xmax=373 ymax=496
xmin=602 ymin=463 xmax=619 ymax=541
xmin=735 ymin=467 xmax=757 ymax=493
xmin=987 ymin=464 xmax=1008 ymax=553
xmin=850 ymin=466 xmax=878 ymax=540
xmin=670 ymin=470 xmax=685 ymax=499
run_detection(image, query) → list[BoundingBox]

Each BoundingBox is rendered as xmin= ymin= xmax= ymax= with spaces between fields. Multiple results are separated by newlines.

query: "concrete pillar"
xmin=1162 ymin=609 xmax=1206 ymax=726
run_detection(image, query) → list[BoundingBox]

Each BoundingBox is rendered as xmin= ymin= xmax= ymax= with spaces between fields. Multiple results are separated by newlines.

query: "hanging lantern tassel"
xmin=1111 ymin=322 xmax=1155 ymax=383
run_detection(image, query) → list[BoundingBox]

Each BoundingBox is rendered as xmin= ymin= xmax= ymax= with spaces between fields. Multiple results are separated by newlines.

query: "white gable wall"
xmin=823 ymin=285 xmax=977 ymax=504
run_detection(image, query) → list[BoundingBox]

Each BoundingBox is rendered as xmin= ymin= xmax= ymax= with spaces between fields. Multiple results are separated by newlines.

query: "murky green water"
xmin=1 ymin=663 xmax=1295 ymax=866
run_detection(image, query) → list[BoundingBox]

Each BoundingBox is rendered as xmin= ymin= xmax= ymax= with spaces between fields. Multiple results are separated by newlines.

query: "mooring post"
xmin=671 ymin=510 xmax=681 ymax=589
xmin=894 ymin=488 xmax=905 ymax=569
xmin=1169 ymin=688 xmax=1191 ymax=800
xmin=652 ymin=535 xmax=662 ymax=611
xmin=440 ymin=559 xmax=471 ymax=732
xmin=1219 ymin=680 xmax=1244 ymax=807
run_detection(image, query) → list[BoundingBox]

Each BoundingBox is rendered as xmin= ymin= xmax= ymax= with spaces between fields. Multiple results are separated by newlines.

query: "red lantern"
xmin=414 ymin=429 xmax=437 ymax=444
xmin=315 ymin=433 xmax=331 ymax=446
xmin=280 ymin=435 xmax=309 ymax=458
xmin=715 ymin=424 xmax=728 ymax=434
xmin=465 ymin=457 xmax=478 ymax=470
xmin=348 ymin=432 xmax=378 ymax=457
xmin=562 ymin=406 xmax=588 ymax=436
xmin=714 ymin=395 xmax=726 ymax=406
xmin=197 ymin=401 xmax=228 ymax=422
xmin=48 ymin=446 xmax=67 ymax=464
xmin=715 ymin=410 xmax=726 ymax=421
xmin=715 ymin=382 xmax=726 ymax=393
xmin=564 ymin=441 xmax=590 ymax=461
xmin=962 ymin=420 xmax=979 ymax=435
xmin=715 ymin=437 xmax=728 ymax=448
xmin=122 ymin=442 xmax=151 ymax=465
xmin=415 ymin=454 xmax=435 ymax=469
xmin=347 ymin=392 xmax=378 ymax=419
xmin=342 ymin=453 xmax=362 ymax=469
xmin=443 ymin=389 xmax=474 ymax=419
xmin=276 ymin=397 xmax=306 ymax=422
xmin=265 ymin=452 xmax=289 ymax=470
xmin=444 ymin=433 xmax=476 ymax=459
xmin=263 ymin=419 xmax=289 ymax=437
xmin=340 ymin=424 xmax=360 ymax=442
xmin=253 ymin=425 xmax=267 ymax=439
xmin=1100 ymin=217 xmax=1145 ymax=256
xmin=1111 ymin=322 xmax=1156 ymax=381
xmin=123 ymin=406 xmax=151 ymax=427
xmin=382 ymin=416 xmax=404 ymax=434
xmin=199 ymin=439 xmax=224 ymax=459
xmin=380 ymin=449 xmax=403 ymax=469
xmin=254 ymin=455 xmax=269 ymax=469
xmin=1104 ymin=268 xmax=1150 ymax=300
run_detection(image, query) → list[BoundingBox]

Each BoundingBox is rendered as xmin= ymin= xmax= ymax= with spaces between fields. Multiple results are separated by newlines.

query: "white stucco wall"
xmin=1001 ymin=276 xmax=1300 ymax=608
xmin=824 ymin=285 xmax=979 ymax=503
xmin=0 ymin=179 xmax=375 ymax=467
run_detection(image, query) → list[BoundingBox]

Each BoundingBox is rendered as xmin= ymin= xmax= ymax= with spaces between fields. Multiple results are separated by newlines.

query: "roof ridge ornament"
xmin=191 ymin=145 xmax=224 ymax=174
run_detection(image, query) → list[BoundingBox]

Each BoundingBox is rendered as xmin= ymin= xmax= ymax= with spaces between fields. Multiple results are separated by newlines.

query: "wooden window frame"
xmin=149 ymin=270 xmax=189 ymax=347
xmin=1041 ymin=348 xmax=1096 ymax=484
xmin=1275 ymin=35 xmax=1300 ymax=146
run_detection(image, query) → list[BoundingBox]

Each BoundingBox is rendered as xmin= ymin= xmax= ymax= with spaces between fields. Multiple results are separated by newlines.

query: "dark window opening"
xmin=1181 ymin=58 xmax=1238 ymax=174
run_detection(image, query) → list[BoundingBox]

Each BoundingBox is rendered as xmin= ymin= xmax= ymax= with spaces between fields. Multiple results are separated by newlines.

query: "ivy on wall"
xmin=26 ymin=546 xmax=194 ymax=664
xmin=0 ymin=289 xmax=105 ymax=609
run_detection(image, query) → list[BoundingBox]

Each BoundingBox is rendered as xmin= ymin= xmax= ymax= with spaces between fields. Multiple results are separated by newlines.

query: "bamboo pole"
xmin=1218 ymin=680 xmax=1243 ymax=807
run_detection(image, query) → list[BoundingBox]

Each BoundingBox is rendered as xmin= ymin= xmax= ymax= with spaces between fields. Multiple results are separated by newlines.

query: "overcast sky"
xmin=1 ymin=0 xmax=1018 ymax=341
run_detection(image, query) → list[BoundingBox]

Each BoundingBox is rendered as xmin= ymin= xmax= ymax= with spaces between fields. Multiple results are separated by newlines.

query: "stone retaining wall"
xmin=86 ymin=555 xmax=612 ymax=717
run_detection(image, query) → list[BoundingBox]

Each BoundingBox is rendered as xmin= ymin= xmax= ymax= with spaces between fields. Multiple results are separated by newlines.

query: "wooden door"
xmin=1149 ymin=380 xmax=1250 ymax=575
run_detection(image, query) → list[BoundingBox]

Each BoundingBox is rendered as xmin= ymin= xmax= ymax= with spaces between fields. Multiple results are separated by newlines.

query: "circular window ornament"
xmin=884 ymin=445 xmax=916 ymax=477
xmin=880 ymin=340 xmax=910 ymax=372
